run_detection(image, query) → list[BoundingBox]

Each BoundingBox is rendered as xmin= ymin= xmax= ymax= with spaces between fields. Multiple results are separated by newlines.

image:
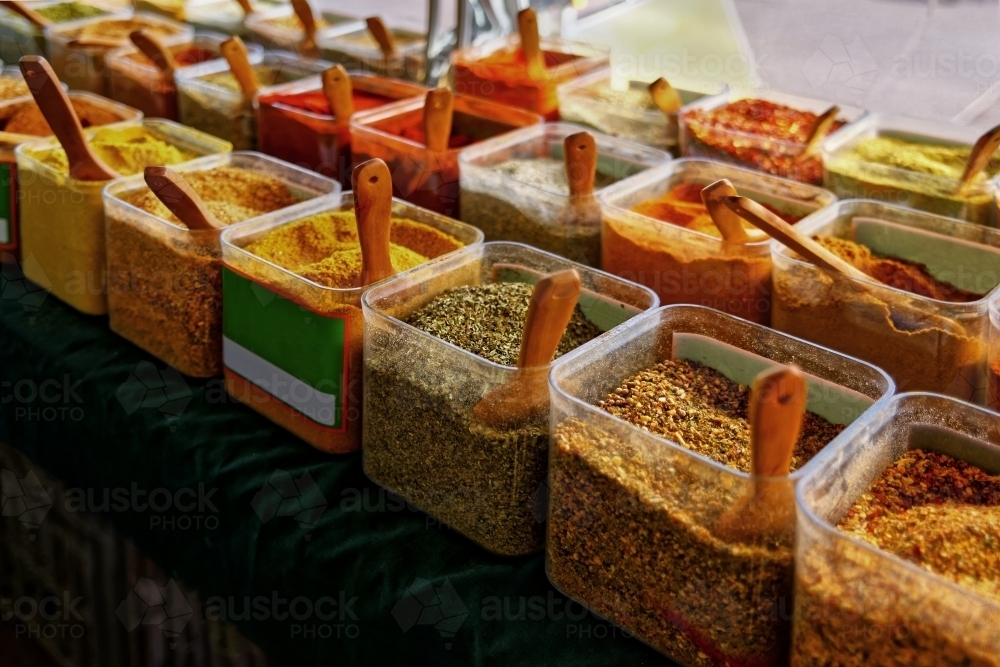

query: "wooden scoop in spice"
xmin=220 ymin=36 xmax=261 ymax=101
xmin=143 ymin=166 xmax=226 ymax=231
xmin=473 ymin=269 xmax=583 ymax=429
xmin=0 ymin=1 xmax=51 ymax=27
xmin=352 ymin=158 xmax=396 ymax=287
xmin=721 ymin=195 xmax=870 ymax=282
xmin=18 ymin=56 xmax=119 ymax=181
xmin=290 ymin=0 xmax=320 ymax=58
xmin=366 ymin=16 xmax=396 ymax=60
xmin=564 ymin=131 xmax=597 ymax=199
xmin=518 ymin=8 xmax=546 ymax=79
xmin=715 ymin=365 xmax=805 ymax=544
xmin=956 ymin=122 xmax=1000 ymax=195
xmin=700 ymin=179 xmax=766 ymax=244
xmin=423 ymin=87 xmax=454 ymax=152
xmin=233 ymin=0 xmax=255 ymax=17
xmin=322 ymin=64 xmax=354 ymax=126
xmin=130 ymin=30 xmax=176 ymax=74
xmin=797 ymin=105 xmax=839 ymax=160
xmin=648 ymin=77 xmax=683 ymax=115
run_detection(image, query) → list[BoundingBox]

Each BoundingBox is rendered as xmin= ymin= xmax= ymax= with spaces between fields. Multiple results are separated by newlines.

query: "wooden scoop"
xmin=233 ymin=0 xmax=254 ymax=17
xmin=423 ymin=87 xmax=453 ymax=152
xmin=0 ymin=0 xmax=51 ymax=27
xmin=130 ymin=30 xmax=176 ymax=74
xmin=143 ymin=167 xmax=225 ymax=231
xmin=721 ymin=195 xmax=870 ymax=282
xmin=797 ymin=105 xmax=839 ymax=160
xmin=18 ymin=56 xmax=119 ymax=181
xmin=366 ymin=16 xmax=396 ymax=59
xmin=564 ymin=131 xmax=597 ymax=198
xmin=648 ymin=77 xmax=682 ymax=115
xmin=220 ymin=36 xmax=260 ymax=101
xmin=715 ymin=365 xmax=806 ymax=544
xmin=957 ymin=122 xmax=1000 ymax=195
xmin=700 ymin=179 xmax=765 ymax=244
xmin=352 ymin=158 xmax=396 ymax=287
xmin=517 ymin=8 xmax=546 ymax=79
xmin=322 ymin=64 xmax=354 ymax=125
xmin=290 ymin=0 xmax=319 ymax=58
xmin=473 ymin=269 xmax=582 ymax=429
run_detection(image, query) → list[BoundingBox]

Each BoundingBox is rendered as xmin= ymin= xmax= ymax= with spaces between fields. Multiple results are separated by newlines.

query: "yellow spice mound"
xmin=33 ymin=125 xmax=196 ymax=177
xmin=298 ymin=245 xmax=428 ymax=288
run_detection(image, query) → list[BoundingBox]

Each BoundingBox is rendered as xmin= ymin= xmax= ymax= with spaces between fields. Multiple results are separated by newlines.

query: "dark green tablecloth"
xmin=0 ymin=274 xmax=675 ymax=667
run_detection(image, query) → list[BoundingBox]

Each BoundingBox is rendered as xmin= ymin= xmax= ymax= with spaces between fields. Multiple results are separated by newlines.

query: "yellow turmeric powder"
xmin=30 ymin=125 xmax=195 ymax=175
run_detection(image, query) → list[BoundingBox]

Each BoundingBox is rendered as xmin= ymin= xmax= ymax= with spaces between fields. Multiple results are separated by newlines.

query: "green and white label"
xmin=0 ymin=162 xmax=13 ymax=247
xmin=222 ymin=267 xmax=348 ymax=430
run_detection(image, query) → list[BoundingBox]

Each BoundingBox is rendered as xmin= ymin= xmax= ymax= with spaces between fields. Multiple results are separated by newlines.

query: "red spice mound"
xmin=264 ymin=89 xmax=394 ymax=117
xmin=395 ymin=123 xmax=475 ymax=149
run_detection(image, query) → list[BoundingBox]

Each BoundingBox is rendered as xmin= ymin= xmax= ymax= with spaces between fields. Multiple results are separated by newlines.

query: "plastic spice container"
xmin=350 ymin=95 xmax=542 ymax=218
xmin=103 ymin=152 xmax=339 ymax=377
xmin=557 ymin=67 xmax=728 ymax=155
xmin=600 ymin=158 xmax=836 ymax=325
xmin=680 ymin=90 xmax=864 ymax=185
xmin=133 ymin=0 xmax=283 ymax=34
xmin=451 ymin=33 xmax=609 ymax=121
xmin=15 ymin=120 xmax=231 ymax=315
xmin=792 ymin=392 xmax=1000 ymax=667
xmin=176 ymin=51 xmax=331 ymax=151
xmin=220 ymin=193 xmax=482 ymax=454
xmin=45 ymin=13 xmax=193 ymax=95
xmin=245 ymin=6 xmax=359 ymax=54
xmin=547 ymin=304 xmax=894 ymax=667
xmin=318 ymin=22 xmax=426 ymax=82
xmin=106 ymin=34 xmax=262 ymax=121
xmin=362 ymin=242 xmax=659 ymax=555
xmin=991 ymin=295 xmax=1000 ymax=410
xmin=0 ymin=0 xmax=123 ymax=64
xmin=1 ymin=90 xmax=139 ymax=265
xmin=458 ymin=122 xmax=670 ymax=267
xmin=821 ymin=113 xmax=1000 ymax=227
xmin=256 ymin=72 xmax=426 ymax=186
xmin=771 ymin=199 xmax=1000 ymax=403
xmin=451 ymin=34 xmax=608 ymax=120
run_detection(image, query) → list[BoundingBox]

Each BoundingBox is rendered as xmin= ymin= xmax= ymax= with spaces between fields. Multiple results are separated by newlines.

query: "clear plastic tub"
xmin=822 ymin=113 xmax=1000 ymax=227
xmin=15 ymin=120 xmax=231 ymax=315
xmin=546 ymin=305 xmax=894 ymax=667
xmin=103 ymin=151 xmax=339 ymax=377
xmin=133 ymin=0 xmax=284 ymax=34
xmin=556 ymin=67 xmax=728 ymax=155
xmin=771 ymin=199 xmax=1000 ymax=403
xmin=361 ymin=241 xmax=659 ymax=556
xmin=0 ymin=0 xmax=125 ymax=64
xmin=244 ymin=6 xmax=359 ymax=54
xmin=256 ymin=72 xmax=426 ymax=186
xmin=45 ymin=12 xmax=192 ymax=95
xmin=317 ymin=22 xmax=426 ymax=83
xmin=350 ymin=94 xmax=542 ymax=218
xmin=991 ymin=296 xmax=1000 ymax=410
xmin=458 ymin=122 xmax=670 ymax=267
xmin=220 ymin=193 xmax=482 ymax=454
xmin=451 ymin=34 xmax=609 ymax=120
xmin=792 ymin=392 xmax=1000 ymax=667
xmin=1 ymin=90 xmax=140 ymax=264
xmin=175 ymin=51 xmax=331 ymax=151
xmin=600 ymin=158 xmax=837 ymax=325
xmin=680 ymin=90 xmax=864 ymax=185
xmin=106 ymin=33 xmax=263 ymax=121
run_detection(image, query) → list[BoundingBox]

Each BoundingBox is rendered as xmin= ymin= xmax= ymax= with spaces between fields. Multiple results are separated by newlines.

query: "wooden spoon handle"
xmin=799 ymin=105 xmax=839 ymax=158
xmin=517 ymin=268 xmax=582 ymax=368
xmin=517 ymin=8 xmax=545 ymax=77
xmin=1 ymin=0 xmax=51 ymax=27
xmin=143 ymin=167 xmax=225 ymax=231
xmin=366 ymin=16 xmax=396 ymax=59
xmin=18 ymin=56 xmax=119 ymax=181
xmin=233 ymin=0 xmax=254 ymax=16
xmin=130 ymin=30 xmax=176 ymax=74
xmin=721 ymin=195 xmax=870 ymax=281
xmin=352 ymin=158 xmax=396 ymax=286
xmin=958 ymin=122 xmax=1000 ymax=193
xmin=564 ymin=131 xmax=597 ymax=197
xmin=290 ymin=0 xmax=318 ymax=56
xmin=700 ymin=179 xmax=764 ymax=244
xmin=322 ymin=64 xmax=354 ymax=125
xmin=220 ymin=36 xmax=260 ymax=100
xmin=648 ymin=77 xmax=682 ymax=114
xmin=749 ymin=365 xmax=805 ymax=481
xmin=423 ymin=87 xmax=453 ymax=152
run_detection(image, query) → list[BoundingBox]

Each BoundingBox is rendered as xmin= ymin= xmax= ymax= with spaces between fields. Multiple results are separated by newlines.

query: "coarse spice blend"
xmin=548 ymin=358 xmax=845 ymax=667
xmin=223 ymin=203 xmax=474 ymax=454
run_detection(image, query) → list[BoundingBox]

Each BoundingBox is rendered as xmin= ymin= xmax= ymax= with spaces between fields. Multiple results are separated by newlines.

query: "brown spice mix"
xmin=0 ymin=96 xmax=124 ymax=136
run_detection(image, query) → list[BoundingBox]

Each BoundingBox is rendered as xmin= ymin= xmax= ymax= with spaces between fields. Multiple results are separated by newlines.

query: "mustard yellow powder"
xmin=29 ymin=125 xmax=195 ymax=177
